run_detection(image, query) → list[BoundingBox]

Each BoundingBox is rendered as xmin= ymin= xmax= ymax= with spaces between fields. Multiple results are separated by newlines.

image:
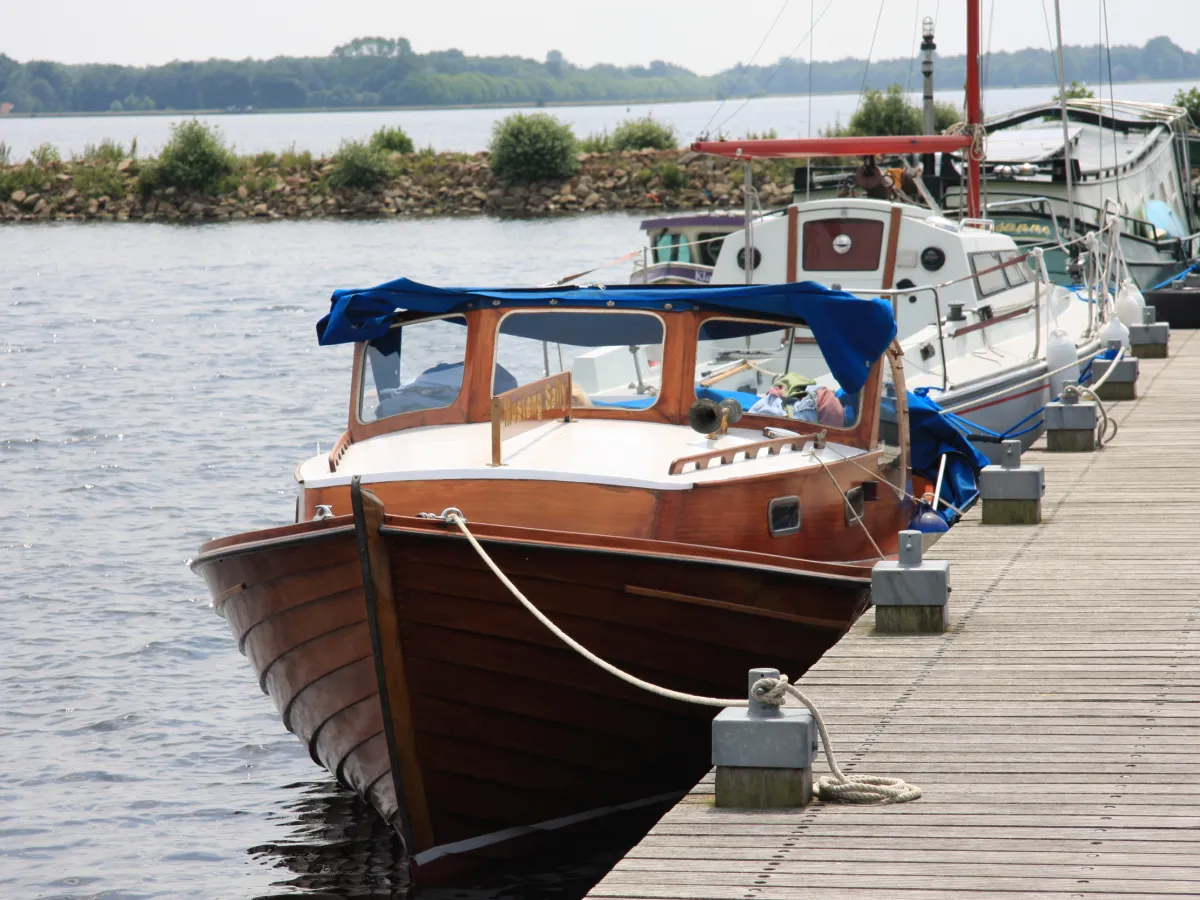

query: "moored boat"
xmin=194 ymin=279 xmax=917 ymax=877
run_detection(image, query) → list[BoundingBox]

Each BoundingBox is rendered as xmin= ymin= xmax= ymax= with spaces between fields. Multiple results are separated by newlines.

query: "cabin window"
xmin=767 ymin=496 xmax=802 ymax=536
xmin=653 ymin=233 xmax=694 ymax=264
xmin=358 ymin=315 xmax=469 ymax=424
xmin=695 ymin=318 xmax=862 ymax=430
xmin=494 ymin=311 xmax=665 ymax=409
xmin=999 ymin=250 xmax=1029 ymax=288
xmin=697 ymin=232 xmax=727 ymax=266
xmin=969 ymin=251 xmax=1010 ymax=297
xmin=802 ymin=219 xmax=885 ymax=272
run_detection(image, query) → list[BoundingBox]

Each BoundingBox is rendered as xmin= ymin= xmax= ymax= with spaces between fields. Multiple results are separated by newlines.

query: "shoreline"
xmin=1 ymin=149 xmax=790 ymax=224
xmin=0 ymin=77 xmax=1183 ymax=120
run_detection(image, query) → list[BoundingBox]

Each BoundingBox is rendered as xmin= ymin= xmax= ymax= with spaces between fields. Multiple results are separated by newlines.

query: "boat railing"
xmin=489 ymin=372 xmax=573 ymax=467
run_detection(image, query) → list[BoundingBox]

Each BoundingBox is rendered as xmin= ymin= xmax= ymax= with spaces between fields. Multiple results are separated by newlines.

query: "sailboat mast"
xmin=1052 ymin=0 xmax=1077 ymax=241
xmin=965 ymin=0 xmax=982 ymax=218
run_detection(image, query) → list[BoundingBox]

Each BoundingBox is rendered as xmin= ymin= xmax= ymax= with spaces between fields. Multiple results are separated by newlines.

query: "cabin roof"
xmin=639 ymin=214 xmax=747 ymax=230
xmin=317 ymin=278 xmax=896 ymax=394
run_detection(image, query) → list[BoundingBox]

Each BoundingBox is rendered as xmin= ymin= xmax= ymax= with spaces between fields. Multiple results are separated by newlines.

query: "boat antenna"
xmin=1051 ymin=0 xmax=1076 ymax=245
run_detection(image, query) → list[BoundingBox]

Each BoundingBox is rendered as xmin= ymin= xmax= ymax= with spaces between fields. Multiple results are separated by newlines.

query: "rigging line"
xmin=904 ymin=0 xmax=922 ymax=99
xmin=1039 ymin=0 xmax=1059 ymax=87
xmin=712 ymin=0 xmax=836 ymax=136
xmin=696 ymin=0 xmax=790 ymax=140
xmin=854 ymin=0 xmax=889 ymax=115
xmin=1102 ymin=0 xmax=1121 ymax=206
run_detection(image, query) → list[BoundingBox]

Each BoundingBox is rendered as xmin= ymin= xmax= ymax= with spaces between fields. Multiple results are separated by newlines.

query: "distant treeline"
xmin=2 ymin=35 xmax=1198 ymax=115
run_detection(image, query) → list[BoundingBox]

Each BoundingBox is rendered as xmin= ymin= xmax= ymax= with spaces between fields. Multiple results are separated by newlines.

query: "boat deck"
xmin=587 ymin=330 xmax=1200 ymax=899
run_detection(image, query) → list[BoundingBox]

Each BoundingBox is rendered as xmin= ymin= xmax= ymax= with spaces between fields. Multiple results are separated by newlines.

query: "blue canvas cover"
xmin=316 ymin=278 xmax=896 ymax=395
xmin=904 ymin=390 xmax=991 ymax=525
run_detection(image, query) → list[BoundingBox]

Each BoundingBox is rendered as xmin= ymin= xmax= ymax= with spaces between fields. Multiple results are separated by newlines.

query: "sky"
xmin=2 ymin=0 xmax=1195 ymax=73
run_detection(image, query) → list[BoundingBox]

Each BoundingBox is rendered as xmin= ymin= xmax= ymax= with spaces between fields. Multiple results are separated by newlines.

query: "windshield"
xmin=358 ymin=315 xmax=468 ymax=423
xmin=494 ymin=310 xmax=665 ymax=409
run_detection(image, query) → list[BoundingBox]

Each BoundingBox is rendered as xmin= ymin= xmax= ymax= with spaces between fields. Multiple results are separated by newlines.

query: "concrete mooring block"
xmin=872 ymin=530 xmax=949 ymax=634
xmin=712 ymin=668 xmax=816 ymax=808
xmin=1092 ymin=355 xmax=1139 ymax=401
xmin=1129 ymin=322 xmax=1169 ymax=359
xmin=980 ymin=439 xmax=1044 ymax=524
xmin=1045 ymin=386 xmax=1097 ymax=452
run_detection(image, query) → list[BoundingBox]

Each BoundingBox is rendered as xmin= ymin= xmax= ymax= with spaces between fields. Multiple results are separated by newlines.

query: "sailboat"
xmin=939 ymin=98 xmax=1198 ymax=288
xmin=193 ymin=279 xmax=919 ymax=877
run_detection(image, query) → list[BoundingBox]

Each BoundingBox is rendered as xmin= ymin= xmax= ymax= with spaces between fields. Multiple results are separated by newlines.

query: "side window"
xmin=677 ymin=235 xmax=693 ymax=264
xmin=697 ymin=232 xmax=726 ymax=266
xmin=999 ymin=249 xmax=1028 ymax=287
xmin=695 ymin=318 xmax=862 ymax=429
xmin=494 ymin=311 xmax=664 ymax=409
xmin=359 ymin=316 xmax=469 ymax=423
xmin=803 ymin=219 xmax=885 ymax=272
xmin=654 ymin=233 xmax=674 ymax=263
xmin=971 ymin=252 xmax=1008 ymax=296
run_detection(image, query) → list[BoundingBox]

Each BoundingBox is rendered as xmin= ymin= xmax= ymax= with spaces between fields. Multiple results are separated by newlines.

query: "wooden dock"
xmin=588 ymin=330 xmax=1200 ymax=899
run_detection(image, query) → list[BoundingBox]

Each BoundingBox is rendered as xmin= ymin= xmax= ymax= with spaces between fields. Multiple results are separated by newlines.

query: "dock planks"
xmin=588 ymin=330 xmax=1200 ymax=899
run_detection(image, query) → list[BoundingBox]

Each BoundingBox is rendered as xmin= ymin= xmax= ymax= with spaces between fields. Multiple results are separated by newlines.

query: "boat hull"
xmin=194 ymin=511 xmax=872 ymax=876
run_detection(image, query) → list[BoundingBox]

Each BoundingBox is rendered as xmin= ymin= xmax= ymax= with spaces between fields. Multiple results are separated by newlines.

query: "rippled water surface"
xmin=0 ymin=215 xmax=652 ymax=899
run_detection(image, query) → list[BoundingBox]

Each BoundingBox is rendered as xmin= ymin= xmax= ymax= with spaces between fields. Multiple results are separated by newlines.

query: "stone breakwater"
xmin=0 ymin=150 xmax=796 ymax=223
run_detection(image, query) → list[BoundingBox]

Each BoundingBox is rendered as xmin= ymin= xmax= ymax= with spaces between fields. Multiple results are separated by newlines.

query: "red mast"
xmin=965 ymin=0 xmax=983 ymax=218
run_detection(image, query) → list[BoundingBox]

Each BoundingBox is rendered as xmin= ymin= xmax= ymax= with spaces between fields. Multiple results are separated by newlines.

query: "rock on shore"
xmin=0 ymin=150 xmax=796 ymax=223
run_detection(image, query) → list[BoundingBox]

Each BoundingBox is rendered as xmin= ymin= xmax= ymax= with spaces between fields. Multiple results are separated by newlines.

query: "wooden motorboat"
xmin=192 ymin=279 xmax=913 ymax=877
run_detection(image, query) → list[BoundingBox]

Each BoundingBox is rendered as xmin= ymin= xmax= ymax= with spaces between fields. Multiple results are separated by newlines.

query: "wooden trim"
xmin=624 ymin=585 xmax=848 ymax=629
xmin=786 ymin=206 xmax=798 ymax=282
xmin=667 ymin=433 xmax=816 ymax=476
xmin=351 ymin=478 xmax=435 ymax=853
xmin=881 ymin=205 xmax=904 ymax=319
xmin=328 ymin=430 xmax=353 ymax=473
xmin=489 ymin=371 xmax=573 ymax=467
xmin=950 ymin=304 xmax=1034 ymax=338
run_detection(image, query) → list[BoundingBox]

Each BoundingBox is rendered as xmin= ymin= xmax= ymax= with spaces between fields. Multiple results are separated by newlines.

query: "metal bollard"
xmin=1045 ymin=382 xmax=1098 ymax=452
xmin=1129 ymin=310 xmax=1169 ymax=359
xmin=871 ymin=529 xmax=950 ymax=634
xmin=979 ymin=439 xmax=1044 ymax=525
xmin=1092 ymin=349 xmax=1140 ymax=401
xmin=712 ymin=668 xmax=816 ymax=808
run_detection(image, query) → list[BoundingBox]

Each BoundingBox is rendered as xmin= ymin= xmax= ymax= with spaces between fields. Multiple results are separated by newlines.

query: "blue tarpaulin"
xmin=904 ymin=390 xmax=991 ymax=525
xmin=316 ymin=278 xmax=897 ymax=395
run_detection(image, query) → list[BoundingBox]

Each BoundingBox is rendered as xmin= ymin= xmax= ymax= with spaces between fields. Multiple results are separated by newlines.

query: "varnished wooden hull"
xmin=194 ymin=510 xmax=871 ymax=876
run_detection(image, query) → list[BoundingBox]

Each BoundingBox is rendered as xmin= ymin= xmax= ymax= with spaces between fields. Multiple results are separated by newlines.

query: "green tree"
xmin=1174 ymin=86 xmax=1200 ymax=127
xmin=139 ymin=119 xmax=234 ymax=193
xmin=1052 ymin=80 xmax=1095 ymax=104
xmin=611 ymin=115 xmax=678 ymax=150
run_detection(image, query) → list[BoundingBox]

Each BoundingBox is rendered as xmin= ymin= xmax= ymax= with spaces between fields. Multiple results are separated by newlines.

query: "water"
xmin=0 ymin=215 xmax=651 ymax=899
xmin=2 ymin=79 xmax=1192 ymax=160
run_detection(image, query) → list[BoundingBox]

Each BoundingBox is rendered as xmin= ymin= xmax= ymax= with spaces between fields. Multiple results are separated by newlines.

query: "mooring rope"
xmin=439 ymin=511 xmax=920 ymax=804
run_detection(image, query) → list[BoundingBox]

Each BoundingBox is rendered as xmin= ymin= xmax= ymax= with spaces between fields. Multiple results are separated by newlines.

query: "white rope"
xmin=442 ymin=512 xmax=919 ymax=804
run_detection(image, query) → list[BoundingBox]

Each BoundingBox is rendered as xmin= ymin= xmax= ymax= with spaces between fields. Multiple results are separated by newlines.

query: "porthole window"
xmin=768 ymin=496 xmax=802 ymax=536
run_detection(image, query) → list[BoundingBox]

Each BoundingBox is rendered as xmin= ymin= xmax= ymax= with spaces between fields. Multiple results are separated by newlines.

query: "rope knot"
xmin=751 ymin=675 xmax=789 ymax=707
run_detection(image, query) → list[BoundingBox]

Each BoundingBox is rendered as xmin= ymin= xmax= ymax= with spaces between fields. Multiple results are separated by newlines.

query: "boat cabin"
xmin=298 ymin=280 xmax=912 ymax=561
xmin=630 ymin=213 xmax=749 ymax=285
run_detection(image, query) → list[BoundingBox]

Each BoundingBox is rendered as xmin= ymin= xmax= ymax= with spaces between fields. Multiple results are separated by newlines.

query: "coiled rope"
xmin=440 ymin=510 xmax=920 ymax=804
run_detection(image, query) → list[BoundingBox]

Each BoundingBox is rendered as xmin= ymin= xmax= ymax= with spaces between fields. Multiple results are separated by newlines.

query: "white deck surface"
xmin=300 ymin=419 xmax=867 ymax=490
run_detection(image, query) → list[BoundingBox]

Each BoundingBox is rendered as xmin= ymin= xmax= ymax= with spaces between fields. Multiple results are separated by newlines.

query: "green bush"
xmin=1053 ymin=80 xmax=1095 ymax=104
xmin=577 ymin=130 xmax=613 ymax=153
xmin=488 ymin=113 xmax=578 ymax=184
xmin=78 ymin=139 xmax=127 ymax=164
xmin=741 ymin=128 xmax=779 ymax=140
xmin=329 ymin=139 xmax=395 ymax=188
xmin=611 ymin=115 xmax=678 ymax=151
xmin=1174 ymin=86 xmax=1200 ymax=127
xmin=140 ymin=120 xmax=235 ymax=193
xmin=73 ymin=164 xmax=125 ymax=198
xmin=369 ymin=125 xmax=415 ymax=155
xmin=251 ymin=150 xmax=277 ymax=169
xmin=30 ymin=143 xmax=61 ymax=166
xmin=0 ymin=162 xmax=46 ymax=196
xmin=934 ymin=102 xmax=962 ymax=132
xmin=0 ymin=142 xmax=9 ymax=166
xmin=657 ymin=161 xmax=684 ymax=190
xmin=280 ymin=145 xmax=314 ymax=171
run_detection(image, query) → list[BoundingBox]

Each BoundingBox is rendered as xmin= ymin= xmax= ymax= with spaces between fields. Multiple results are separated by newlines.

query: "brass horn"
xmin=688 ymin=397 xmax=744 ymax=438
